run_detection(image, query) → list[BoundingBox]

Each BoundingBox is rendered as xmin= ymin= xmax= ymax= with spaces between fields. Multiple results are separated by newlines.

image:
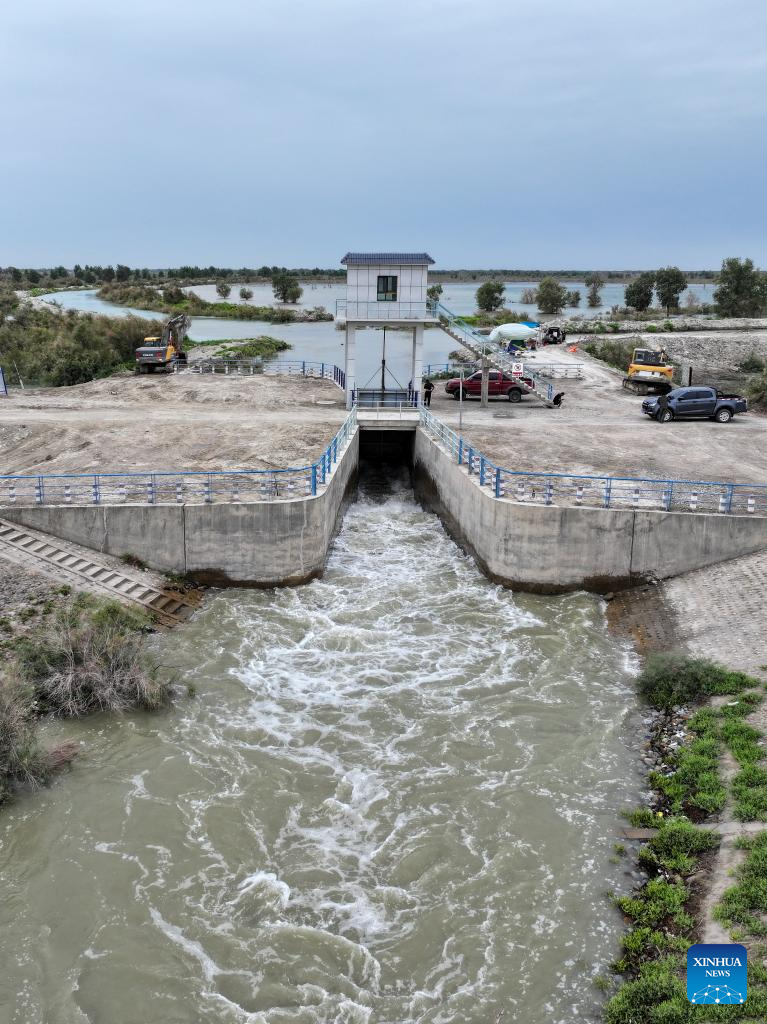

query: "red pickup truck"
xmin=444 ymin=369 xmax=533 ymax=403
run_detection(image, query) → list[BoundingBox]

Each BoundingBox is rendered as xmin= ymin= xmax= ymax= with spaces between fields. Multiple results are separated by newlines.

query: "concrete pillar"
xmin=480 ymin=356 xmax=489 ymax=408
xmin=411 ymin=323 xmax=424 ymax=406
xmin=345 ymin=322 xmax=356 ymax=409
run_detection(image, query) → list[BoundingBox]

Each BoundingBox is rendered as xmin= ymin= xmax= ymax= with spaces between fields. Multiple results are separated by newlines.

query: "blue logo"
xmin=687 ymin=943 xmax=747 ymax=1004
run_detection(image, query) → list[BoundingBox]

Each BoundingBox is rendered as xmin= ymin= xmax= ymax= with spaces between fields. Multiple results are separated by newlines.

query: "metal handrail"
xmin=419 ymin=408 xmax=767 ymax=515
xmin=434 ymin=302 xmax=558 ymax=404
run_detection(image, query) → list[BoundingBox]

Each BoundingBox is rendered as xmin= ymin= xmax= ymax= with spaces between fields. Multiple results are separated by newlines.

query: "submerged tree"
xmin=565 ymin=289 xmax=581 ymax=308
xmin=714 ymin=257 xmax=767 ymax=317
xmin=584 ymin=272 xmax=605 ymax=308
xmin=624 ymin=272 xmax=656 ymax=312
xmin=655 ymin=266 xmax=687 ymax=315
xmin=272 ymin=273 xmax=303 ymax=304
xmin=475 ymin=280 xmax=505 ymax=312
xmin=215 ymin=282 xmax=231 ymax=299
xmin=239 ymin=287 xmax=254 ymax=302
xmin=536 ymin=277 xmax=568 ymax=314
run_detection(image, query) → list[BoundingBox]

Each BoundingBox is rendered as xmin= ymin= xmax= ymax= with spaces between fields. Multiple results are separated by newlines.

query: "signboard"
xmin=511 ymin=362 xmax=524 ymax=378
xmin=0 ymin=366 xmax=7 ymax=397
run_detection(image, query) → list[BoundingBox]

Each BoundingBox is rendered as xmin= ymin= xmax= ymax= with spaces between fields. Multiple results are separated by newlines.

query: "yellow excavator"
xmin=134 ymin=314 xmax=191 ymax=374
xmin=622 ymin=346 xmax=675 ymax=395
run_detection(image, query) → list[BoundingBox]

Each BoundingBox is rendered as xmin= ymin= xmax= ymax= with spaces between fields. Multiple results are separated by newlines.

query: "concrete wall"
xmin=0 ymin=433 xmax=359 ymax=587
xmin=414 ymin=429 xmax=767 ymax=593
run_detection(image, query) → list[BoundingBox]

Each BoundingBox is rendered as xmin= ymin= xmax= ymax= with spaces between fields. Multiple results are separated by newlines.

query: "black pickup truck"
xmin=642 ymin=386 xmax=748 ymax=423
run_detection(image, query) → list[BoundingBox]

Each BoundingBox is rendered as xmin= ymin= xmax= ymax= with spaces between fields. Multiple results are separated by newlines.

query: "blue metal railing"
xmin=419 ymin=408 xmax=767 ymax=516
xmin=191 ymin=358 xmax=345 ymax=390
xmin=0 ymin=410 xmax=357 ymax=506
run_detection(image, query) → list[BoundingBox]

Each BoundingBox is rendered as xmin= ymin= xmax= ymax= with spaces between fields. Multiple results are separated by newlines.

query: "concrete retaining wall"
xmin=0 ymin=433 xmax=359 ymax=586
xmin=413 ymin=430 xmax=767 ymax=592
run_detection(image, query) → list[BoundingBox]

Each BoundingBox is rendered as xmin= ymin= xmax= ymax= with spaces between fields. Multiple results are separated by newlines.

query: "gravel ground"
xmin=430 ymin=347 xmax=767 ymax=484
xmin=0 ymin=372 xmax=347 ymax=475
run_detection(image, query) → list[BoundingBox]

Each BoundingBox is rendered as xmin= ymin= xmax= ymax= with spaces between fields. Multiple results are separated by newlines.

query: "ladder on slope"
xmin=434 ymin=302 xmax=561 ymax=408
xmin=0 ymin=519 xmax=199 ymax=626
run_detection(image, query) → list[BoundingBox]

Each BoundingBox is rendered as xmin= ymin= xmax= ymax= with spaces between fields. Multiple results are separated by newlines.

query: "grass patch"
xmin=638 ymin=653 xmax=755 ymax=710
xmin=638 ymin=817 xmax=719 ymax=876
xmin=12 ymin=594 xmax=167 ymax=717
xmin=648 ymin=708 xmax=726 ymax=816
xmin=0 ymin=676 xmax=52 ymax=804
xmin=219 ymin=336 xmax=291 ymax=360
xmin=715 ymin=832 xmax=767 ymax=936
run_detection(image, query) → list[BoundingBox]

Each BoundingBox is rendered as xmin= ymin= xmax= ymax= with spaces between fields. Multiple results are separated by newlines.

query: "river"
xmin=0 ymin=464 xmax=641 ymax=1023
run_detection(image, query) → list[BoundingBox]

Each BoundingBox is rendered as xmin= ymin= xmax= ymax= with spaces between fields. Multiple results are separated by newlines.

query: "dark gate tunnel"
xmin=358 ymin=428 xmax=414 ymax=467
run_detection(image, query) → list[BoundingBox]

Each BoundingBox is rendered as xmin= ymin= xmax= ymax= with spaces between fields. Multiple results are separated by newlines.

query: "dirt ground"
xmin=0 ymin=372 xmax=347 ymax=475
xmin=430 ymin=347 xmax=767 ymax=484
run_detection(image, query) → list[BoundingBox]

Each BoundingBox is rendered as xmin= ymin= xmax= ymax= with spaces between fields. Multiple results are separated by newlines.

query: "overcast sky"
xmin=2 ymin=0 xmax=766 ymax=269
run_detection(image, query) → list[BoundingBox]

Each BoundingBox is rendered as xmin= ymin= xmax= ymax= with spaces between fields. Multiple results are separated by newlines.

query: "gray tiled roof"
xmin=341 ymin=252 xmax=435 ymax=265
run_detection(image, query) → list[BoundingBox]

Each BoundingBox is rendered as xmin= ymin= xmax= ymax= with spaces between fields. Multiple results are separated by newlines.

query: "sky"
xmin=2 ymin=0 xmax=767 ymax=269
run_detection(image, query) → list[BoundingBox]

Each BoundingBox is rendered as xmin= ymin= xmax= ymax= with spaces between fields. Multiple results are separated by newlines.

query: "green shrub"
xmin=624 ymin=807 xmax=662 ymax=828
xmin=616 ymin=878 xmax=689 ymax=929
xmin=0 ymin=676 xmax=51 ymax=802
xmin=638 ymin=818 xmax=719 ymax=875
xmin=645 ymin=324 xmax=659 ymax=333
xmin=637 ymin=653 xmax=754 ymax=710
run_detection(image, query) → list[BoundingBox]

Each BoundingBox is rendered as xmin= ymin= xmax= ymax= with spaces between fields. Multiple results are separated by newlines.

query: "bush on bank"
xmin=0 ymin=595 xmax=169 ymax=807
xmin=637 ymin=653 xmax=754 ymax=710
xmin=0 ymin=295 xmax=152 ymax=386
xmin=13 ymin=595 xmax=167 ymax=717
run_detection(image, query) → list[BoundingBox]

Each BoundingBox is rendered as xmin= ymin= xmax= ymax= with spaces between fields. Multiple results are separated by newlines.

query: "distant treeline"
xmin=0 ymin=265 xmax=346 ymax=288
xmin=0 ymin=264 xmax=722 ymax=289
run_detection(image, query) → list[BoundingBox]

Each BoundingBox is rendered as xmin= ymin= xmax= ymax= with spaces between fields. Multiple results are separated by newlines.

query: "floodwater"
xmin=0 ymin=465 xmax=641 ymax=1024
xmin=39 ymin=280 xmax=716 ymax=386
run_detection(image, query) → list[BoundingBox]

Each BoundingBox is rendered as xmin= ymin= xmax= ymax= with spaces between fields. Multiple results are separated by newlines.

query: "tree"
xmin=101 ymin=266 xmax=115 ymax=282
xmin=584 ymin=272 xmax=604 ymax=308
xmin=565 ymin=289 xmax=581 ymax=307
xmin=520 ymin=287 xmax=538 ymax=304
xmin=8 ymin=267 xmax=22 ymax=283
xmin=536 ymin=277 xmax=568 ymax=314
xmin=475 ymin=280 xmax=505 ymax=312
xmin=427 ymin=283 xmax=443 ymax=303
xmin=655 ymin=266 xmax=687 ymax=315
xmin=272 ymin=272 xmax=302 ymax=304
xmin=239 ymin=287 xmax=254 ymax=302
xmin=624 ymin=271 xmax=656 ymax=312
xmin=115 ymin=264 xmax=131 ymax=282
xmin=713 ymin=257 xmax=767 ymax=318
xmin=215 ymin=282 xmax=231 ymax=299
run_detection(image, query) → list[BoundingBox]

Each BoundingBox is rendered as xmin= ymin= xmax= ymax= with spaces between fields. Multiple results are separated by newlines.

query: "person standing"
xmin=655 ymin=391 xmax=670 ymax=421
xmin=422 ymin=378 xmax=434 ymax=407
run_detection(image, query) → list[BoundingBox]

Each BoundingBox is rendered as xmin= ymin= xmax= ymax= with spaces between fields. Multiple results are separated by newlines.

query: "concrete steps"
xmin=0 ymin=518 xmax=199 ymax=626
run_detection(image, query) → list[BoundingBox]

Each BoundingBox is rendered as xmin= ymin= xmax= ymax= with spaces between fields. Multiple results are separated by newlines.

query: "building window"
xmin=377 ymin=275 xmax=397 ymax=301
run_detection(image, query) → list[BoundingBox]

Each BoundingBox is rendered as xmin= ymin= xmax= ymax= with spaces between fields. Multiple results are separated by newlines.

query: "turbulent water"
xmin=0 ymin=469 xmax=642 ymax=1024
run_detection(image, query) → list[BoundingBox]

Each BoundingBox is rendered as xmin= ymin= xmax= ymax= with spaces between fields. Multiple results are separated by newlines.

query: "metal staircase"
xmin=432 ymin=302 xmax=562 ymax=408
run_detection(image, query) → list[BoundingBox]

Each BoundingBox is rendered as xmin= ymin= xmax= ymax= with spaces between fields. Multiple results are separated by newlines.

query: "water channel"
xmin=0 ymin=462 xmax=642 ymax=1023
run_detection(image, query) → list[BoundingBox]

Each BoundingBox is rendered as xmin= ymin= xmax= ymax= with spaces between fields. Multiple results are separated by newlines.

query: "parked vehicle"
xmin=623 ymin=346 xmax=675 ymax=395
xmin=642 ymin=386 xmax=748 ymax=423
xmin=541 ymin=326 xmax=566 ymax=345
xmin=444 ymin=369 xmax=534 ymax=402
xmin=134 ymin=314 xmax=190 ymax=374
